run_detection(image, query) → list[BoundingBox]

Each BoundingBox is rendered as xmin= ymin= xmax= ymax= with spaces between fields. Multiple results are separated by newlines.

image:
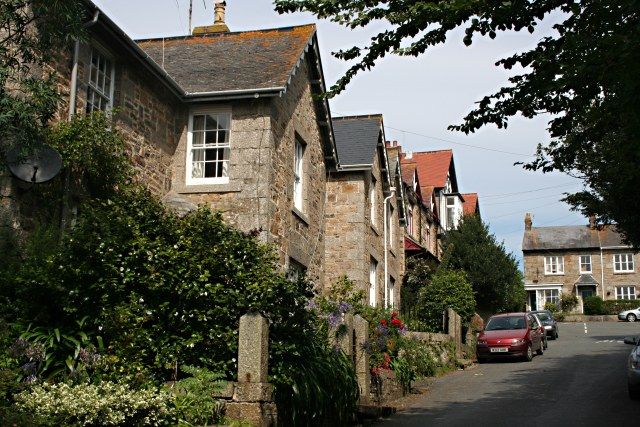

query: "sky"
xmin=91 ymin=0 xmax=586 ymax=265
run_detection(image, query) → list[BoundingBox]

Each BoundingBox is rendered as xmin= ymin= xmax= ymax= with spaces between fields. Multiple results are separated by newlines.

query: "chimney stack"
xmin=193 ymin=1 xmax=229 ymax=35
xmin=589 ymin=214 xmax=597 ymax=229
xmin=525 ymin=213 xmax=532 ymax=231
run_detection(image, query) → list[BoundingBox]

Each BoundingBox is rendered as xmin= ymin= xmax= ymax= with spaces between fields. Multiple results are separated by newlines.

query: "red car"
xmin=476 ymin=312 xmax=544 ymax=362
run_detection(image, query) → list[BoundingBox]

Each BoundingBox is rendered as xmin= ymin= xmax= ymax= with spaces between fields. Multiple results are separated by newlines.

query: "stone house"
xmin=325 ymin=115 xmax=405 ymax=308
xmin=386 ymin=142 xmax=439 ymax=261
xmin=3 ymin=0 xmax=339 ymax=288
xmin=522 ymin=214 xmax=639 ymax=313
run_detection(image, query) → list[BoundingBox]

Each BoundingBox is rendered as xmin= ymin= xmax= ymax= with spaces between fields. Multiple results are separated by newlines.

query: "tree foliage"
xmin=0 ymin=0 xmax=84 ymax=147
xmin=416 ymin=269 xmax=475 ymax=332
xmin=400 ymin=257 xmax=438 ymax=319
xmin=275 ymin=0 xmax=640 ymax=246
xmin=441 ymin=215 xmax=524 ymax=314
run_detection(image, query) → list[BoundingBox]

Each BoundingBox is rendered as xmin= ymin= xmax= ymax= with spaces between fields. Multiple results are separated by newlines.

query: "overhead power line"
xmin=330 ymin=109 xmax=535 ymax=158
xmin=481 ymin=183 xmax=579 ymax=199
xmin=384 ymin=126 xmax=535 ymax=158
xmin=483 ymin=192 xmax=569 ymax=206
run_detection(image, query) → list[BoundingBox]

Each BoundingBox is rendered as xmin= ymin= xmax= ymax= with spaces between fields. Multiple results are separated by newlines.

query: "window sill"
xmin=292 ymin=207 xmax=309 ymax=225
xmin=371 ymin=224 xmax=380 ymax=236
xmin=175 ymin=182 xmax=242 ymax=194
xmin=613 ymin=271 xmax=635 ymax=274
xmin=544 ymin=273 xmax=565 ymax=276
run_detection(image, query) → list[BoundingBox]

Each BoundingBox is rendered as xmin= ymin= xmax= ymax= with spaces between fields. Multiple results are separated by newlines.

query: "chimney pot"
xmin=193 ymin=1 xmax=229 ymax=35
xmin=525 ymin=212 xmax=532 ymax=231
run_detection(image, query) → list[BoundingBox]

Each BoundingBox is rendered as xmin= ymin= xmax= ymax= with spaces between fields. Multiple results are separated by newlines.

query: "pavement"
xmin=374 ymin=322 xmax=640 ymax=427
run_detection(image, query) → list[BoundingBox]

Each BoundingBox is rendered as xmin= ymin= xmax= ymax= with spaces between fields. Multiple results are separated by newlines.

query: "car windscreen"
xmin=485 ymin=316 xmax=527 ymax=331
xmin=535 ymin=312 xmax=551 ymax=321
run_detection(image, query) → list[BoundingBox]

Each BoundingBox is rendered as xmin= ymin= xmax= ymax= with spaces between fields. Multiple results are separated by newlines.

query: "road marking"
xmin=595 ymin=340 xmax=625 ymax=343
xmin=584 ymin=322 xmax=588 ymax=334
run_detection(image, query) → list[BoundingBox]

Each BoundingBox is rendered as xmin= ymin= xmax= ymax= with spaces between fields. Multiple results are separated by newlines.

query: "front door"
xmin=528 ymin=291 xmax=537 ymax=311
xmin=580 ymin=288 xmax=594 ymax=299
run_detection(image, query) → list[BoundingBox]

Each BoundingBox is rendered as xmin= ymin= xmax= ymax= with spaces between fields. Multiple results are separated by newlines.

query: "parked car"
xmin=530 ymin=313 xmax=548 ymax=350
xmin=530 ymin=310 xmax=559 ymax=339
xmin=623 ymin=335 xmax=640 ymax=399
xmin=476 ymin=313 xmax=544 ymax=363
xmin=618 ymin=307 xmax=640 ymax=322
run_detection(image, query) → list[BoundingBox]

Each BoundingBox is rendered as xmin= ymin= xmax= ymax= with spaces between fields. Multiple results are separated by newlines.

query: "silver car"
xmin=624 ymin=336 xmax=640 ymax=399
xmin=618 ymin=306 xmax=640 ymax=322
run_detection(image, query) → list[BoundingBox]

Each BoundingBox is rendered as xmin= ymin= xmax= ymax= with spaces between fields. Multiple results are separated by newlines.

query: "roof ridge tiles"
xmin=134 ymin=23 xmax=316 ymax=43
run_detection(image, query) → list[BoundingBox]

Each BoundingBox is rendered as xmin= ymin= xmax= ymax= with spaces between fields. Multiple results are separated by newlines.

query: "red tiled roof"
xmin=400 ymin=160 xmax=416 ymax=187
xmin=462 ymin=193 xmax=479 ymax=215
xmin=412 ymin=150 xmax=453 ymax=189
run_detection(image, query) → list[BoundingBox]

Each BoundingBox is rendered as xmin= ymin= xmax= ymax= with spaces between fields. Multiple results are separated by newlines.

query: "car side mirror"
xmin=623 ymin=336 xmax=638 ymax=345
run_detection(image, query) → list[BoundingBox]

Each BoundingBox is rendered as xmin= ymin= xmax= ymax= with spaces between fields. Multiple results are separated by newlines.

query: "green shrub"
xmin=583 ymin=296 xmax=605 ymax=315
xmin=171 ymin=366 xmax=226 ymax=426
xmin=13 ymin=381 xmax=174 ymax=426
xmin=560 ymin=293 xmax=579 ymax=312
xmin=273 ymin=329 xmax=358 ymax=426
xmin=416 ymin=270 xmax=476 ymax=332
xmin=602 ymin=299 xmax=639 ymax=315
xmin=544 ymin=302 xmax=558 ymax=312
xmin=397 ymin=338 xmax=437 ymax=379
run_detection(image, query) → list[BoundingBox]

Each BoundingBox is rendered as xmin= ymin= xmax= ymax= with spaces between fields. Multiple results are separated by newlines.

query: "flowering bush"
xmin=14 ymin=381 xmax=174 ymax=426
xmin=367 ymin=311 xmax=407 ymax=375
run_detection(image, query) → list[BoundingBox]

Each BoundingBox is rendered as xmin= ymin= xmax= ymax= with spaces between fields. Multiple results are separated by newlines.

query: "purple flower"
xmin=338 ymin=302 xmax=352 ymax=314
xmin=21 ymin=362 xmax=37 ymax=373
xmin=305 ymin=300 xmax=318 ymax=311
xmin=399 ymin=326 xmax=408 ymax=336
xmin=376 ymin=324 xmax=390 ymax=336
xmin=24 ymin=375 xmax=38 ymax=384
xmin=327 ymin=311 xmax=341 ymax=328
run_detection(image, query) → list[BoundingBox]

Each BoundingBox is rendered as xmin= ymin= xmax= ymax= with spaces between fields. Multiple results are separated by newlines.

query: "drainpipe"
xmin=383 ymin=187 xmax=396 ymax=308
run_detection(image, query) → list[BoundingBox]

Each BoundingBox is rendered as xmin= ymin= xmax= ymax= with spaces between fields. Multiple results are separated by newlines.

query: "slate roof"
xmin=575 ymin=274 xmax=598 ymax=285
xmin=522 ymin=224 xmax=627 ymax=251
xmin=332 ymin=116 xmax=382 ymax=166
xmin=136 ymin=25 xmax=316 ymax=94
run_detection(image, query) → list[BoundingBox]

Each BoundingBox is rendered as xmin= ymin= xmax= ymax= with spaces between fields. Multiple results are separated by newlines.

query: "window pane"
xmin=218 ymin=129 xmax=229 ymax=144
xmin=205 ymin=114 xmax=218 ymax=130
xmin=191 ymin=162 xmax=204 ymax=178
xmin=204 ymin=162 xmax=217 ymax=178
xmin=192 ymin=131 xmax=204 ymax=147
xmin=193 ymin=115 xmax=205 ymax=131
xmin=216 ymin=113 xmax=230 ymax=130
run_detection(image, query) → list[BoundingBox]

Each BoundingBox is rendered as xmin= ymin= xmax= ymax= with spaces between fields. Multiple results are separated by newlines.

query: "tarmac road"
xmin=377 ymin=321 xmax=640 ymax=427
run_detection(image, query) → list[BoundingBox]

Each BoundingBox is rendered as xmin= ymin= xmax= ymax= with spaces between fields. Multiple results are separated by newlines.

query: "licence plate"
xmin=490 ymin=347 xmax=508 ymax=353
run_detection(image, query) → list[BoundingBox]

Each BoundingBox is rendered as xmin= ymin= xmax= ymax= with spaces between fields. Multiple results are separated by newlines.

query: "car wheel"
xmin=554 ymin=330 xmax=559 ymax=339
xmin=629 ymin=385 xmax=640 ymax=400
xmin=543 ymin=338 xmax=548 ymax=350
xmin=525 ymin=344 xmax=533 ymax=362
xmin=477 ymin=357 xmax=487 ymax=364
xmin=536 ymin=341 xmax=544 ymax=355
xmin=627 ymin=313 xmax=637 ymax=322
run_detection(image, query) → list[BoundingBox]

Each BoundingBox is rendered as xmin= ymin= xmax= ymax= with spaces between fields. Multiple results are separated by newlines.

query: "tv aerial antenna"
xmin=188 ymin=0 xmax=208 ymax=34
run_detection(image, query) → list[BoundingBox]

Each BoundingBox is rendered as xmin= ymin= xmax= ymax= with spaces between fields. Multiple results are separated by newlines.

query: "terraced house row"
xmin=2 ymin=1 xmax=480 ymax=309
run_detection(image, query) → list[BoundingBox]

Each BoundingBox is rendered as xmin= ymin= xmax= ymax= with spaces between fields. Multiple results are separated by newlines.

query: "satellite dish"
xmin=5 ymin=144 xmax=63 ymax=183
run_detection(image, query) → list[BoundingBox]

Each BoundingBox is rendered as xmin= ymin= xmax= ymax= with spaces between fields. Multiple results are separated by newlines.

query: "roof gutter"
xmin=183 ymin=87 xmax=285 ymax=102
xmin=337 ymin=164 xmax=373 ymax=171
